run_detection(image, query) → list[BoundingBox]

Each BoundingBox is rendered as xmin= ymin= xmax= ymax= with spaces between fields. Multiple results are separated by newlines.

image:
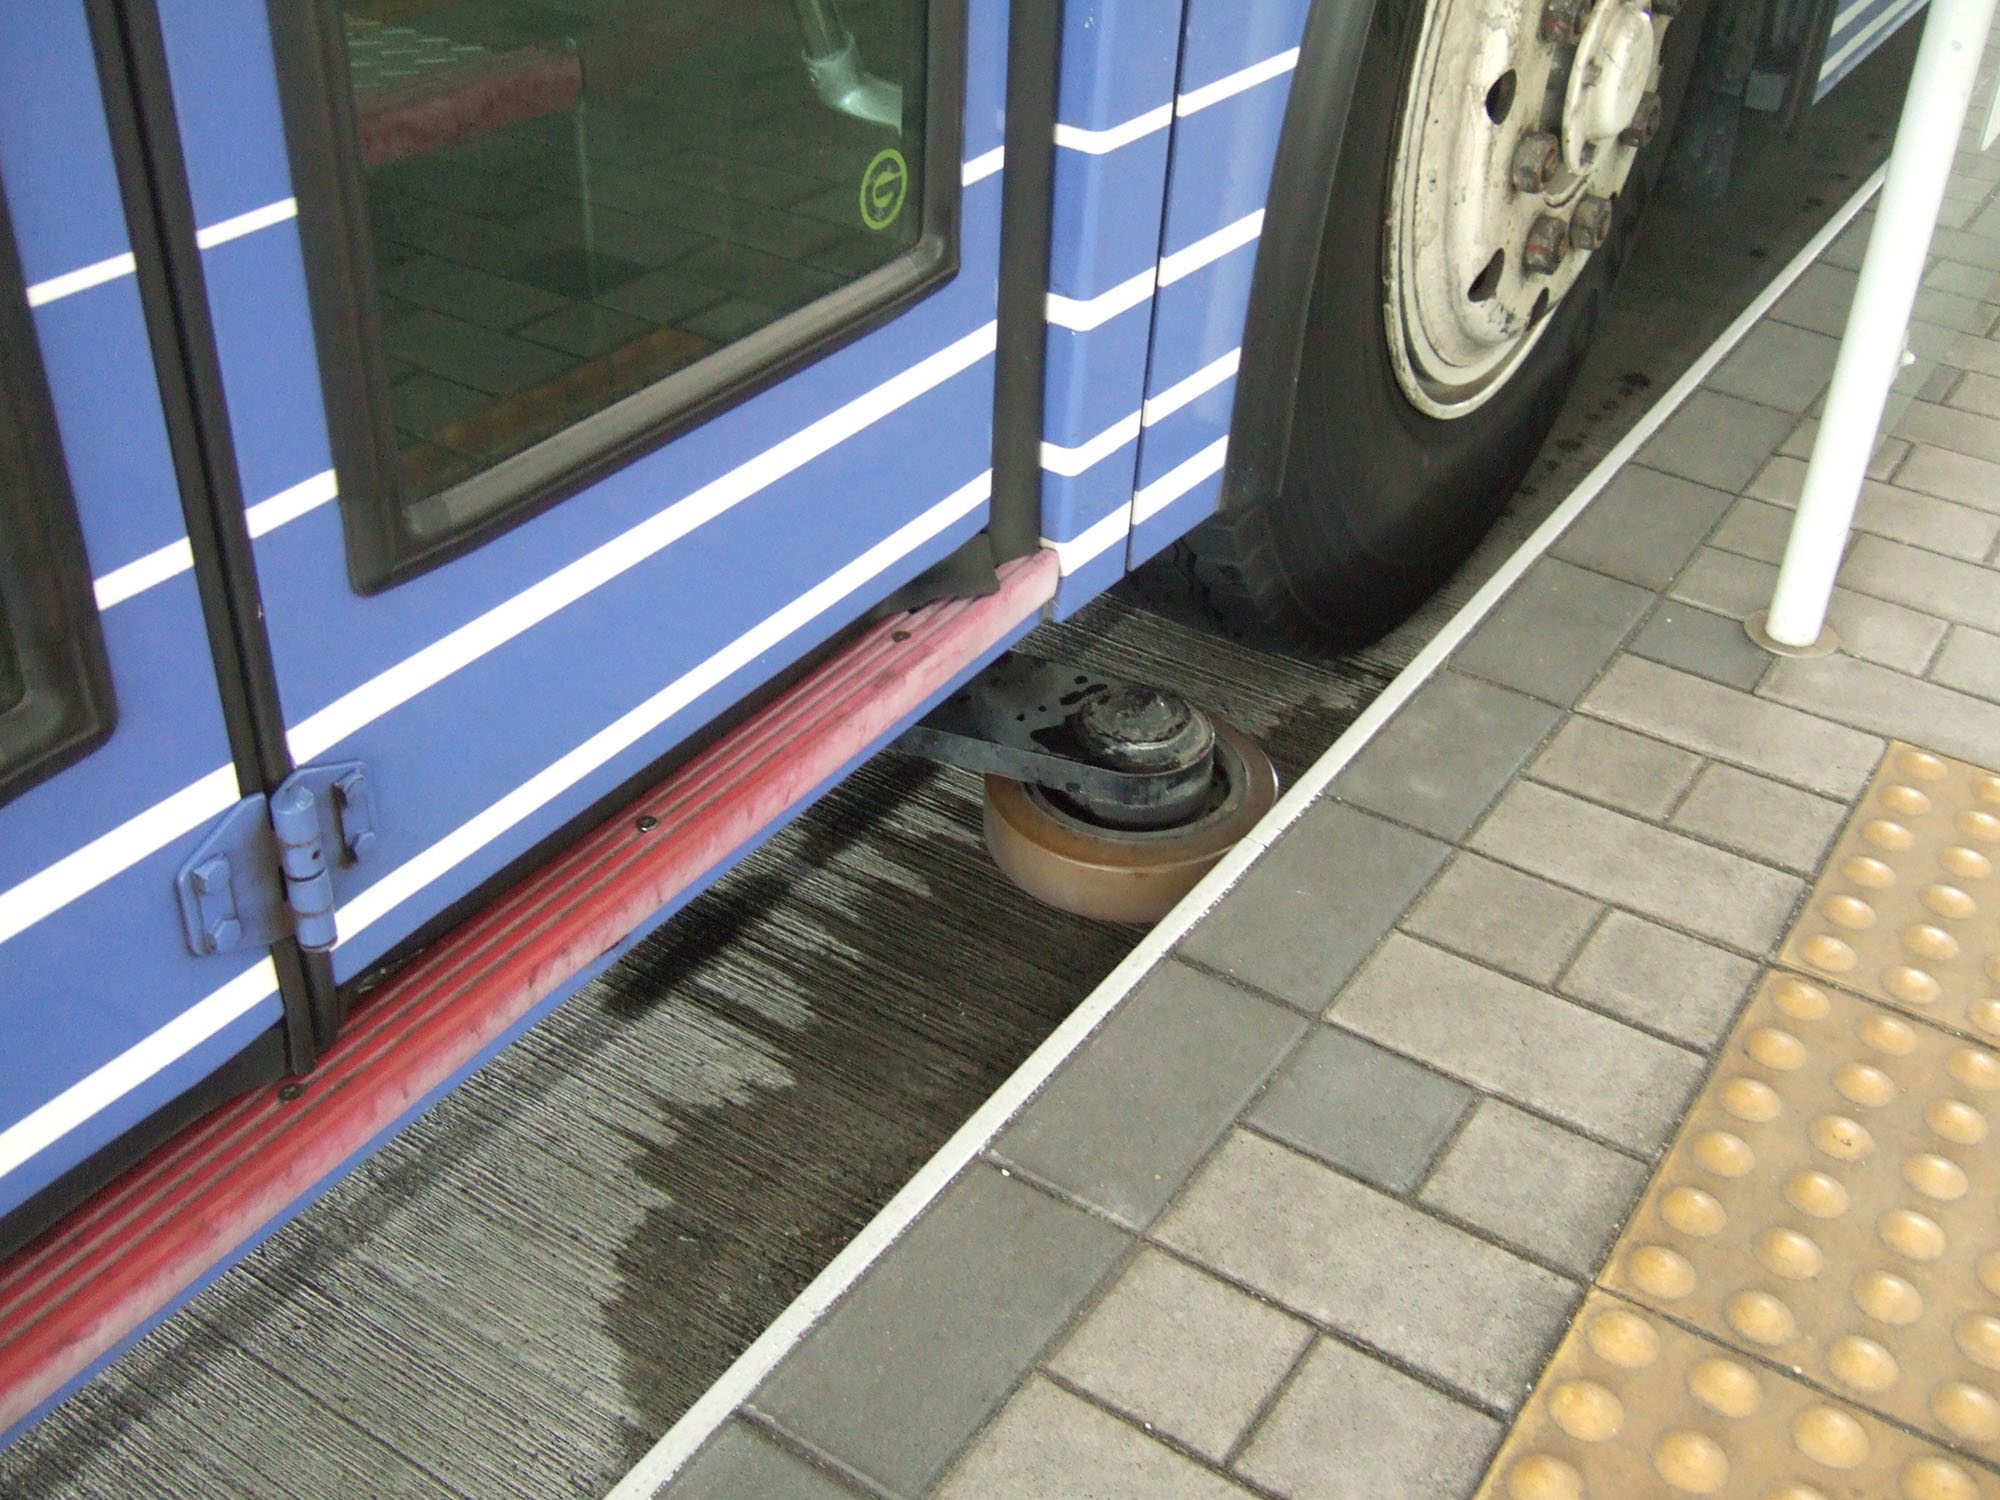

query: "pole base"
xmin=1746 ymin=609 xmax=1840 ymax=659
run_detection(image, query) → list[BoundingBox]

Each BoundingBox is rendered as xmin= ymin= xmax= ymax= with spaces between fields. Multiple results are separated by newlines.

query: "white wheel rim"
xmin=1384 ymin=0 xmax=1671 ymax=418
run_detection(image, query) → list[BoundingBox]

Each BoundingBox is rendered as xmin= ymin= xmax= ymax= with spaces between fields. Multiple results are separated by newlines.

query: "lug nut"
xmin=1511 ymin=132 xmax=1562 ymax=193
xmin=1619 ymin=93 xmax=1663 ymax=148
xmin=1524 ymin=214 xmax=1569 ymax=276
xmin=1570 ymin=195 xmax=1614 ymax=250
xmin=1539 ymin=0 xmax=1590 ymax=43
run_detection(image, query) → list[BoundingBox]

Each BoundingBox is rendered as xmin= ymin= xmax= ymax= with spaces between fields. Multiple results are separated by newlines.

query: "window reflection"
xmin=342 ymin=0 xmax=927 ymax=526
xmin=0 ymin=587 xmax=22 ymax=717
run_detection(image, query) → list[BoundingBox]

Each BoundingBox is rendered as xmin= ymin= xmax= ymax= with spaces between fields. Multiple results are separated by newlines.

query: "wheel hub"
xmin=1563 ymin=0 xmax=1659 ymax=170
xmin=1384 ymin=0 xmax=1672 ymax=417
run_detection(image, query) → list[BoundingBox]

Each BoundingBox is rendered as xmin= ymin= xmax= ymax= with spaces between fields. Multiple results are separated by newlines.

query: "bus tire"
xmin=1182 ymin=0 xmax=1702 ymax=649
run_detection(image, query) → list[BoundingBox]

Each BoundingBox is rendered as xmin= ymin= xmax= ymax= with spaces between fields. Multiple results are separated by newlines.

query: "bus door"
xmin=154 ymin=0 xmax=1009 ymax=996
xmin=0 ymin=5 xmax=296 ymax=1237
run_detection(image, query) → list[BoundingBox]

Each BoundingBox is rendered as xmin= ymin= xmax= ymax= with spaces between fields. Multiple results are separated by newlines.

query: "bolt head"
xmin=1619 ymin=92 xmax=1663 ymax=148
xmin=1523 ymin=214 xmax=1569 ymax=276
xmin=1511 ymin=132 xmax=1561 ymax=194
xmin=1570 ymin=195 xmax=1614 ymax=250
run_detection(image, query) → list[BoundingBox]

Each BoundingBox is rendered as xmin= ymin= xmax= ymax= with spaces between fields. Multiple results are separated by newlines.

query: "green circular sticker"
xmin=859 ymin=149 xmax=909 ymax=232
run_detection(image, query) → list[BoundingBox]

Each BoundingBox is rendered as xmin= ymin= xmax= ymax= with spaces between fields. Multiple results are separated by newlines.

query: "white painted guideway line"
xmin=603 ymin=165 xmax=1889 ymax=1499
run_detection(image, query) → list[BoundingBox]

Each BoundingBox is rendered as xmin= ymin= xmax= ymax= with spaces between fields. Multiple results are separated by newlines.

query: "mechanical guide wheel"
xmin=982 ymin=719 xmax=1278 ymax=925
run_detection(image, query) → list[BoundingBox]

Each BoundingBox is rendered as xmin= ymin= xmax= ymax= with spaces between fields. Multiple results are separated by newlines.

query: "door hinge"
xmin=174 ymin=761 xmax=377 ymax=958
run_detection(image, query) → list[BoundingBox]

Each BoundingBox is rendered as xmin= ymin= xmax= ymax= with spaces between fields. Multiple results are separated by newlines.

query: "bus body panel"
xmin=0 ymin=3 xmax=280 ymax=1218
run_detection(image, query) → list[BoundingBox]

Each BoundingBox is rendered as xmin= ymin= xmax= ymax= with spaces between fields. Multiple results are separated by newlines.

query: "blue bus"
xmin=0 ymin=0 xmax=1904 ymax=1443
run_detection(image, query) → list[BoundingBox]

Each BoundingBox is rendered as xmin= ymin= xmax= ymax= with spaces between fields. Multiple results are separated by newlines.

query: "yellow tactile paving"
xmin=1479 ymin=743 xmax=2000 ymax=1499
xmin=1602 ymin=971 xmax=2000 ymax=1463
xmin=1475 ymin=1292 xmax=1998 ymax=1500
xmin=1784 ymin=743 xmax=2000 ymax=1041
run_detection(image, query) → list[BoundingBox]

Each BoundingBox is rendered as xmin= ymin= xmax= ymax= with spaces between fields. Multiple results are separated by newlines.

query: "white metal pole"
xmin=1759 ymin=0 xmax=2000 ymax=652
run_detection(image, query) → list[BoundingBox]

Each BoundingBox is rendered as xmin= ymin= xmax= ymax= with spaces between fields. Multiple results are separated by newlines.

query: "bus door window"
xmin=319 ymin=0 xmax=932 ymax=580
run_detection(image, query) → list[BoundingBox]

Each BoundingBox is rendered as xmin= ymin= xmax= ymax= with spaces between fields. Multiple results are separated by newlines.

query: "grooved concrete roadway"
xmin=658 ymin=47 xmax=2000 ymax=1500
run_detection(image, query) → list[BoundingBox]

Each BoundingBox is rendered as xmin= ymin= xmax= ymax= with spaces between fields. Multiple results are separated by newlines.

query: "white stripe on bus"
xmin=961 ymin=147 xmax=1006 ymax=185
xmin=1042 ymin=505 xmax=1131 ymax=573
xmin=1040 ymin=411 xmax=1142 ymax=476
xmin=1053 ymin=104 xmax=1174 ymax=155
xmin=1132 ymin=435 xmax=1228 ymax=524
xmin=25 ymin=251 xmax=138 ymax=309
xmin=1143 ymin=347 xmax=1240 ymax=427
xmin=193 ymin=197 xmax=298 ymax=250
xmin=1159 ymin=209 xmax=1264 ymax=286
xmin=1176 ymin=47 xmax=1301 ymax=117
xmin=25 ymin=195 xmax=299 ymax=307
xmin=1046 ymin=265 xmax=1158 ymax=331
xmin=0 ymin=327 xmax=996 ymax=950
xmin=335 ymin=471 xmax=993 ymax=944
xmin=285 ymin=322 xmax=997 ymax=765
xmin=92 ymin=469 xmax=339 ymax=611
xmin=1048 ymin=211 xmax=1264 ymax=332
xmin=0 ymin=957 xmax=278 ymax=1184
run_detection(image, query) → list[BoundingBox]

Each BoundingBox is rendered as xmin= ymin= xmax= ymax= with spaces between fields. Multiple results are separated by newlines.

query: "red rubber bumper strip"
xmin=0 ymin=548 xmax=1059 ymax=1438
xmin=357 ymin=47 xmax=582 ymax=169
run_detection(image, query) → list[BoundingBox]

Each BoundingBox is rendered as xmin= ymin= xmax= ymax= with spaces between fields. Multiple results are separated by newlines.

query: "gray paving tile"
xmin=993 ymin=960 xmax=1306 ymax=1229
xmin=1779 ymin=417 xmax=1907 ymax=477
xmin=1245 ymin=1027 xmax=1471 ymax=1194
xmin=1470 ymin=780 xmax=1804 ymax=953
xmin=1668 ymin=760 xmax=1851 ymax=873
xmin=1234 ymin=1339 xmax=1501 ymax=1500
xmin=1153 ymin=1131 xmax=1576 ymax=1410
xmin=1818 ymin=212 xmax=1872 ymax=271
xmin=1401 ymin=852 xmax=1602 ymax=987
xmin=1526 ymin=715 xmax=1701 ymax=819
xmin=1636 ymin=390 xmax=1796 ymax=493
xmin=1418 ymin=1101 xmax=1649 ymax=1277
xmin=1842 ymin=532 xmax=2000 ymax=633
xmin=1047 ymin=1247 xmax=1312 ymax=1463
xmin=1451 ymin=558 xmax=1653 ymax=707
xmin=1943 ymin=333 xmax=2000 ymax=377
xmin=1820 ymin=585 xmax=1954 ymax=674
xmin=932 ymin=1376 xmax=1249 ymax=1500
xmin=1895 ymin=398 xmax=2000 ymax=463
xmin=1746 ymin=456 xmax=2000 ymax=560
xmin=1178 ymin=803 xmax=1450 ymax=1013
xmin=1769 ymin=262 xmax=1854 ymax=338
xmin=1580 ymin=654 xmax=1883 ymax=798
xmin=1330 ymin=934 xmax=1706 ymax=1153
xmin=1559 ymin=910 xmax=1758 ymax=1049
xmin=751 ymin=1166 xmax=1128 ymax=1498
xmin=1671 ymin=546 xmax=1783 ymax=618
xmin=668 ymin=1421 xmax=865 ymax=1500
xmin=1628 ymin=601 xmax=1775 ymax=692
xmin=1709 ymin=494 xmax=1793 ymax=564
xmin=1931 ymin=623 xmax=2000 ymax=701
xmin=1891 ymin=441 xmax=2000 ymax=513
xmin=1762 ymin=653 xmax=2000 ymax=769
xmin=1933 ymin=227 xmax=2000 ymax=275
xmin=1950 ymin=369 xmax=2000 ymax=417
xmin=1704 ymin=320 xmax=1839 ymax=412
xmin=1336 ymin=672 xmax=1561 ymax=840
xmin=1916 ymin=285 xmax=1987 ymax=333
xmin=1928 ymin=258 xmax=2000 ymax=299
xmin=1549 ymin=466 xmax=1734 ymax=588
